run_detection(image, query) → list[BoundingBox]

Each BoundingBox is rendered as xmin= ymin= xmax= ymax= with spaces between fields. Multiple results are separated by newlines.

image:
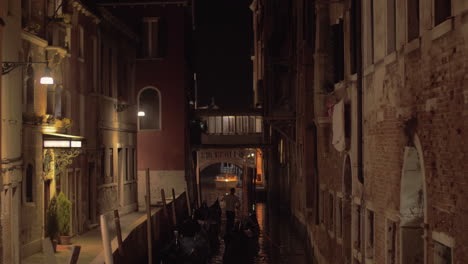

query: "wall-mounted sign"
xmin=43 ymin=132 xmax=84 ymax=149
xmin=43 ymin=139 xmax=82 ymax=148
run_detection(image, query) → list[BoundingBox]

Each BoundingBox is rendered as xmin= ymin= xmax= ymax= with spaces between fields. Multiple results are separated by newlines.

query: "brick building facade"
xmin=99 ymin=1 xmax=193 ymax=208
xmin=252 ymin=0 xmax=468 ymax=263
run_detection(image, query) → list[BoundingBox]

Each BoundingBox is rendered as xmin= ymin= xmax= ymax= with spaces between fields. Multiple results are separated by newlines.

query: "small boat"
xmin=214 ymin=174 xmax=239 ymax=189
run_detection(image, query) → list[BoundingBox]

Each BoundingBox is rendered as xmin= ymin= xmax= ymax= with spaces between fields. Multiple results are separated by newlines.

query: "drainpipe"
xmin=313 ymin=0 xmax=330 ymax=224
xmin=356 ymin=0 xmax=364 ymax=185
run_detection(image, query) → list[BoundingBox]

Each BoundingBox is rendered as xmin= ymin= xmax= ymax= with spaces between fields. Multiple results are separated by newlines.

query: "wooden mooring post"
xmin=145 ymin=168 xmax=153 ymax=264
xmin=161 ymin=188 xmax=168 ymax=218
xmin=171 ymin=188 xmax=177 ymax=225
xmin=100 ymin=215 xmax=114 ymax=264
xmin=185 ymin=188 xmax=191 ymax=217
xmin=114 ymin=210 xmax=124 ymax=256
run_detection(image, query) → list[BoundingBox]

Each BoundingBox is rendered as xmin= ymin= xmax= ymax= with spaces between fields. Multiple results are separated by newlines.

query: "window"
xmin=386 ymin=220 xmax=396 ymax=264
xmin=142 ymin=17 xmax=168 ymax=58
xmin=100 ymin=41 xmax=105 ymax=95
xmin=434 ymin=241 xmax=452 ymax=264
xmin=138 ymin=88 xmax=161 ymax=130
xmin=407 ymin=0 xmax=419 ymax=41
xmin=25 ymin=164 xmax=34 ymax=202
xmin=434 ymin=0 xmax=451 ymax=26
xmin=118 ymin=148 xmax=124 ymax=184
xmin=128 ymin=148 xmax=135 ymax=180
xmin=92 ymin=37 xmax=98 ymax=92
xmin=215 ymin=116 xmax=222 ymax=133
xmin=79 ymin=26 xmax=84 ymax=59
xmin=387 ymin=0 xmax=396 ymax=54
xmin=320 ymin=190 xmax=325 ymax=225
xmin=47 ymin=85 xmax=55 ymax=115
xmin=329 ymin=193 xmax=334 ymax=232
xmin=54 ymin=85 xmax=62 ymax=117
xmin=337 ymin=198 xmax=343 ymax=239
xmin=365 ymin=0 xmax=374 ymax=66
xmin=108 ymin=48 xmax=113 ymax=97
xmin=132 ymin=149 xmax=136 ymax=180
xmin=124 ymin=148 xmax=129 ymax=181
xmin=109 ymin=148 xmax=114 ymax=182
xmin=255 ymin=116 xmax=263 ymax=133
xmin=100 ymin=149 xmax=105 ymax=185
xmin=345 ymin=104 xmax=352 ymax=138
xmin=350 ymin=0 xmax=360 ymax=74
xmin=332 ymin=19 xmax=344 ymax=83
xmin=22 ymin=0 xmax=31 ymax=27
xmin=353 ymin=204 xmax=362 ymax=251
xmin=366 ymin=209 xmax=375 ymax=259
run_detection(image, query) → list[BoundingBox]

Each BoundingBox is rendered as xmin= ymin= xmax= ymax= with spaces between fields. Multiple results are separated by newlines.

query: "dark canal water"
xmin=209 ymin=203 xmax=310 ymax=264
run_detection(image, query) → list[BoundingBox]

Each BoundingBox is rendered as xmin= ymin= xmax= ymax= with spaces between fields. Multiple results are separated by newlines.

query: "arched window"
xmin=138 ymin=87 xmax=161 ymax=130
xmin=25 ymin=164 xmax=34 ymax=203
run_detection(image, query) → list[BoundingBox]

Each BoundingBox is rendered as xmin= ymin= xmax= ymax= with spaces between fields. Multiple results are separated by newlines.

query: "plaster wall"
xmin=137 ymin=170 xmax=186 ymax=211
xmin=1 ymin=0 xmax=23 ymax=262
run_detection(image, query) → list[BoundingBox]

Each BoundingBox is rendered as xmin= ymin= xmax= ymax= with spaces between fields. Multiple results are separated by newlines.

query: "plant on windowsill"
xmin=56 ymin=192 xmax=72 ymax=245
xmin=45 ymin=195 xmax=59 ymax=252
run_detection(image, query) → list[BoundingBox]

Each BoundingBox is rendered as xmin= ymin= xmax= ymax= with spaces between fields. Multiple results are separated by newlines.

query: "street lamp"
xmin=40 ymin=67 xmax=54 ymax=84
xmin=2 ymin=61 xmax=54 ymax=84
xmin=138 ymin=111 xmax=145 ymax=117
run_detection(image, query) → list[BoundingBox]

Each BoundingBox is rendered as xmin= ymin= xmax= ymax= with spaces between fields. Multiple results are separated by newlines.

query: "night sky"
xmin=194 ymin=0 xmax=253 ymax=110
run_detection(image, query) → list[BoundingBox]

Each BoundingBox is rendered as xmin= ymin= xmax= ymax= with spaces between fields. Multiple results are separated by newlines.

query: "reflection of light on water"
xmin=256 ymin=203 xmax=264 ymax=230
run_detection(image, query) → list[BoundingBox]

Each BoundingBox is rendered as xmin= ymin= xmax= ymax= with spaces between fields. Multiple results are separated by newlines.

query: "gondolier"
xmin=221 ymin=188 xmax=240 ymax=233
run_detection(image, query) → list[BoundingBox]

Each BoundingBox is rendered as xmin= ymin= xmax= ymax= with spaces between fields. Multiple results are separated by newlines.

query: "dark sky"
xmin=194 ymin=0 xmax=253 ymax=110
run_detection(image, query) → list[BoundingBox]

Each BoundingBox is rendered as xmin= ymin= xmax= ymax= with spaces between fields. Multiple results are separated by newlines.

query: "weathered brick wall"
xmin=309 ymin=126 xmax=345 ymax=263
xmin=363 ymin=21 xmax=468 ymax=264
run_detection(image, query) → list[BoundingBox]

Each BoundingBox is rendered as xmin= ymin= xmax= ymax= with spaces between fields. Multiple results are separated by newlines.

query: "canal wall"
xmin=112 ymin=192 xmax=189 ymax=263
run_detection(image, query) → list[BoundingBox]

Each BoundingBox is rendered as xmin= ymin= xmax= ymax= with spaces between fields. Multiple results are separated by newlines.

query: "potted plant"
xmin=56 ymin=192 xmax=72 ymax=245
xmin=45 ymin=195 xmax=59 ymax=252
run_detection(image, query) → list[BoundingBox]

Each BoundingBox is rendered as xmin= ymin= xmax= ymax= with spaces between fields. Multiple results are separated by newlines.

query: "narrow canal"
xmin=209 ymin=202 xmax=310 ymax=264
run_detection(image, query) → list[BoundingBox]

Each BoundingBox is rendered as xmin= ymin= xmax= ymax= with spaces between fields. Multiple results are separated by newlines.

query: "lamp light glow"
xmin=40 ymin=67 xmax=54 ymax=84
xmin=71 ymin=141 xmax=82 ymax=148
xmin=40 ymin=77 xmax=54 ymax=84
xmin=138 ymin=111 xmax=145 ymax=117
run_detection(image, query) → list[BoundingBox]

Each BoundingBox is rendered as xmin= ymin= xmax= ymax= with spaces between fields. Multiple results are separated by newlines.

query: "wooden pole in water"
xmin=172 ymin=188 xmax=177 ymax=225
xmin=242 ymin=165 xmax=249 ymax=217
xmin=185 ymin=188 xmax=191 ymax=217
xmin=100 ymin=215 xmax=114 ymax=264
xmin=145 ymin=168 xmax=153 ymax=264
xmin=114 ymin=210 xmax=124 ymax=256
xmin=161 ymin=188 xmax=168 ymax=218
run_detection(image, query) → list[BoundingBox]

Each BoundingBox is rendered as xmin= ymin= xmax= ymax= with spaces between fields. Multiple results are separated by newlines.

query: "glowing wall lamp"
xmin=2 ymin=61 xmax=54 ymax=85
xmin=138 ymin=111 xmax=146 ymax=117
xmin=40 ymin=67 xmax=54 ymax=84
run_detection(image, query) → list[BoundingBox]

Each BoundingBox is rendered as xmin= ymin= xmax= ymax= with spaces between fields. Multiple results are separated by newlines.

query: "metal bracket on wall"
xmin=2 ymin=61 xmax=47 ymax=75
xmin=114 ymin=102 xmax=130 ymax=112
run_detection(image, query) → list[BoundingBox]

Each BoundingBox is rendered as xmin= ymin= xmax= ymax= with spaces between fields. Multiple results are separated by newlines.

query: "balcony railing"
xmin=201 ymin=115 xmax=263 ymax=135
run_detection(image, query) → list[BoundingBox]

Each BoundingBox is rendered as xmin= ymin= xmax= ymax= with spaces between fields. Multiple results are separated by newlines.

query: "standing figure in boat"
xmin=221 ymin=188 xmax=240 ymax=233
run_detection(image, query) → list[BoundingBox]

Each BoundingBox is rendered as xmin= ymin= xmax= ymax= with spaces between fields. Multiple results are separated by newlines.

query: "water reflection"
xmin=209 ymin=202 xmax=309 ymax=264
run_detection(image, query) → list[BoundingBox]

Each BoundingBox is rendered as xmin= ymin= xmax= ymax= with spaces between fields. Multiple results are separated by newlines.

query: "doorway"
xmin=400 ymin=146 xmax=425 ymax=264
